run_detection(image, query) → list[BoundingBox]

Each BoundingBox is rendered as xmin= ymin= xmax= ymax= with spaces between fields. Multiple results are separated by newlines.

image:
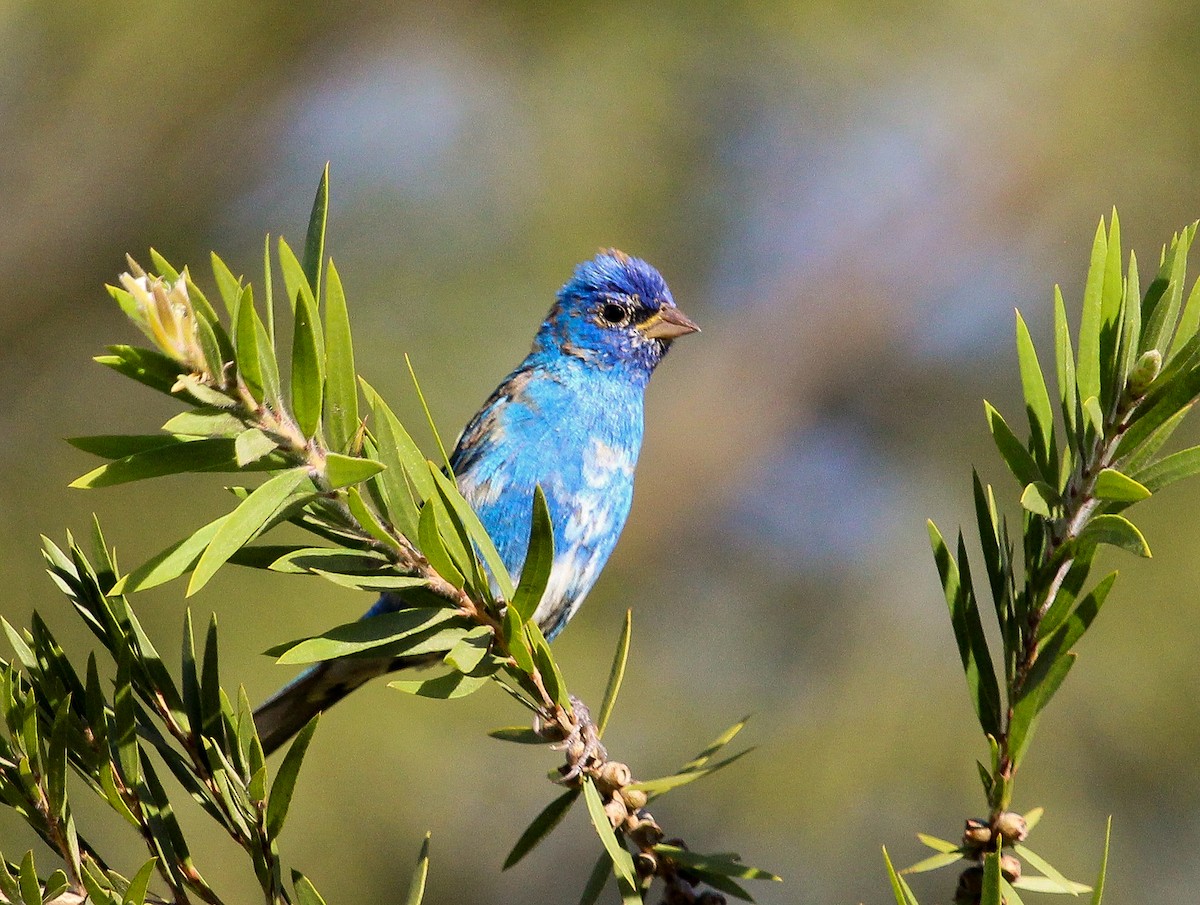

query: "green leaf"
xmin=163 ymin=408 xmax=246 ymax=437
xmin=122 ymin=858 xmax=157 ymax=905
xmin=265 ymin=716 xmax=319 ymax=838
xmin=526 ymin=621 xmax=569 ymax=709
xmin=1093 ymin=468 xmax=1151 ymax=502
xmin=324 ymin=453 xmax=385 ymax=489
xmin=188 ymin=468 xmax=313 ymax=595
xmin=1098 ymin=211 xmax=1123 ymax=413
xmin=882 ymin=848 xmax=920 ymax=905
xmin=1020 ymin=481 xmax=1060 ymax=518
xmin=596 ymin=609 xmax=632 ymax=738
xmin=428 ymin=468 xmax=515 ymax=601
xmin=404 ymin=832 xmax=431 ymax=905
xmin=981 ymin=847 xmax=1003 ymax=905
xmin=679 ymin=716 xmax=750 ymax=773
xmin=629 ymin=747 xmax=753 ymax=799
xmin=1091 ymin=817 xmax=1111 ymax=905
xmin=1054 ymin=286 xmax=1080 ymax=448
xmin=1119 ymin=362 xmax=1200 ymax=457
xmin=95 ymin=343 xmax=183 ymax=396
xmin=917 ymin=833 xmax=961 ymax=853
xmin=113 ymin=649 xmax=139 ymax=785
xmin=417 ymin=497 xmax=465 ymax=589
xmin=405 ymin=353 xmax=452 ymax=472
xmin=268 ymin=608 xmax=462 ymax=664
xmin=928 ymin=521 xmax=1002 ymax=738
xmin=210 ymin=252 xmax=242 ymax=318
xmin=503 ymin=788 xmax=581 ymax=869
xmin=291 ymin=872 xmax=329 ymax=905
xmin=581 ymin=776 xmax=638 ymax=887
xmin=1013 ymin=876 xmax=1092 ymax=894
xmin=1075 ymin=514 xmax=1151 ymax=558
xmin=308 ymin=569 xmax=427 ymax=592
xmin=444 ymin=626 xmax=494 ymax=674
xmin=1171 ymin=273 xmax=1200 ymax=361
xmin=235 ymin=285 xmax=281 ymax=405
xmin=1012 ymin=844 xmax=1086 ymax=895
xmin=985 ymin=402 xmax=1041 ymax=487
xmin=1132 ymin=444 xmax=1200 ymax=493
xmin=303 ymin=164 xmax=329 ymax=302
xmin=1009 ymin=651 xmax=1076 ymax=768
xmin=1082 ymin=395 xmax=1104 ymax=437
xmin=42 ymin=869 xmax=69 ymax=904
xmin=654 ymin=844 xmax=780 ymax=882
xmin=18 ymin=852 xmax=39 ymax=905
xmin=389 ymin=671 xmax=488 ymax=698
xmin=510 ymin=485 xmax=554 ymax=621
xmin=235 ymin=428 xmax=278 ymax=466
xmin=112 ymin=515 xmax=229 ymax=594
xmin=70 ymin=438 xmax=239 ymax=488
xmin=1076 ymin=219 xmax=1108 ymax=407
xmin=278 ymin=236 xmax=316 ymax=316
xmin=1120 ymin=250 xmax=1143 ymax=388
xmin=1016 ymin=310 xmax=1057 ymax=477
xmin=323 ymin=260 xmax=359 ymax=453
xmin=291 ymin=282 xmax=325 ymax=439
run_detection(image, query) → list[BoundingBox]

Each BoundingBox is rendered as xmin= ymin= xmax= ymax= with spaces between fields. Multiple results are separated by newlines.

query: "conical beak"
xmin=639 ymin=306 xmax=701 ymax=341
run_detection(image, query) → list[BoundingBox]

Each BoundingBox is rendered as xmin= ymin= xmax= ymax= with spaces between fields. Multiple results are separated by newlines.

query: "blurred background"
xmin=3 ymin=1 xmax=1200 ymax=902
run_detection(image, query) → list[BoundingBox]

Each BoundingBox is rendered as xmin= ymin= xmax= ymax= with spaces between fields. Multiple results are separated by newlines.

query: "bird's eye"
xmin=600 ymin=302 xmax=629 ymax=326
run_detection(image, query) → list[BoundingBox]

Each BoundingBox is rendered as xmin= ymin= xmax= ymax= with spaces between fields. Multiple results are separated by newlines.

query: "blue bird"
xmin=254 ymin=250 xmax=698 ymax=754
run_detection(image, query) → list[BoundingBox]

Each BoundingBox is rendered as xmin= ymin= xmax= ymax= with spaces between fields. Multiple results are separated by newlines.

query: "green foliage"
xmin=0 ymin=170 xmax=770 ymax=904
xmin=905 ymin=212 xmax=1200 ymax=901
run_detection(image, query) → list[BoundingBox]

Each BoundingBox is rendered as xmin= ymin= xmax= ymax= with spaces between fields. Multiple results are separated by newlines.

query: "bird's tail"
xmin=253 ymin=657 xmax=394 ymax=756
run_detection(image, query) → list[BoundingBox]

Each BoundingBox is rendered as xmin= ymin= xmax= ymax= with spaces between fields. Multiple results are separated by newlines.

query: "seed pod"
xmin=622 ymin=787 xmax=648 ymax=810
xmin=629 ymin=815 xmax=664 ymax=848
xmin=635 ymin=851 xmax=657 ymax=876
xmin=596 ymin=760 xmax=632 ymax=792
xmin=604 ymin=796 xmax=629 ymax=827
xmin=955 ymin=866 xmax=983 ymax=905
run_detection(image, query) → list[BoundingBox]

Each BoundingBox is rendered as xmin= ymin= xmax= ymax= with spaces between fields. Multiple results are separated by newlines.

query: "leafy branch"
xmin=887 ymin=213 xmax=1200 ymax=903
xmin=26 ymin=168 xmax=777 ymax=904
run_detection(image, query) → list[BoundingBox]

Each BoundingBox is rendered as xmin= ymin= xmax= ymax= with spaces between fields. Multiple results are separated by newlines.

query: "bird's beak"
xmin=639 ymin=306 xmax=701 ymax=341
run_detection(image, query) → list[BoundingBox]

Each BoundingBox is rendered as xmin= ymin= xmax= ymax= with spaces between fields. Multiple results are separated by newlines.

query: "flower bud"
xmin=1000 ymin=853 xmax=1022 ymax=882
xmin=1129 ymin=349 xmax=1162 ymax=395
xmin=993 ymin=811 xmax=1028 ymax=843
xmin=117 ymin=260 xmax=208 ymax=377
xmin=962 ymin=818 xmax=992 ymax=848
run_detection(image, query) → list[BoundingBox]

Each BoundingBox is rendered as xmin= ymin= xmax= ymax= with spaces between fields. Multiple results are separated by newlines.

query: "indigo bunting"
xmin=255 ymin=250 xmax=698 ymax=753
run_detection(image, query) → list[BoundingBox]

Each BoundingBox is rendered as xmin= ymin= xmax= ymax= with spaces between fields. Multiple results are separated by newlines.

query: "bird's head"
xmin=533 ymin=250 xmax=699 ymax=380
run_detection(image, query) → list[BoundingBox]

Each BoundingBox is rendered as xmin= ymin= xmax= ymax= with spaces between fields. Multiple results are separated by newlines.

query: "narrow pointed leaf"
xmin=292 ymin=871 xmax=328 ymax=905
xmin=982 ymin=847 xmax=1003 ymax=905
xmin=901 ymin=850 xmax=965 ymax=874
xmin=112 ymin=515 xmax=229 ymax=594
xmin=510 ymin=485 xmax=553 ymax=621
xmin=303 ymin=164 xmax=329 ymax=301
xmin=1076 ymin=220 xmax=1107 ymax=405
xmin=1015 ymin=310 xmax=1056 ymax=474
xmin=210 ymin=252 xmax=242 ymax=318
xmin=188 ymin=468 xmax=312 ymax=595
xmin=1013 ymin=844 xmax=1083 ymax=895
xmin=883 ymin=848 xmax=920 ymax=905
xmin=985 ymin=402 xmax=1041 ymax=487
xmin=1054 ymin=286 xmax=1079 ymax=447
xmin=268 ymin=608 xmax=462 ymax=663
xmin=70 ymin=438 xmax=239 ymax=488
xmin=278 ymin=237 xmax=316 ymax=316
xmin=291 ymin=286 xmax=324 ymax=438
xmin=917 ymin=833 xmax=961 ymax=853
xmin=403 ymin=832 xmax=431 ymax=905
xmin=578 ymin=852 xmax=611 ymax=905
xmin=428 ymin=467 xmax=515 ymax=600
xmin=581 ymin=776 xmax=637 ymax=887
xmin=629 ymin=748 xmax=754 ymax=798
xmin=1090 ymin=817 xmax=1111 ymax=905
xmin=417 ymin=499 xmax=464 ymax=589
xmin=1132 ymin=445 xmax=1200 ymax=493
xmin=265 ymin=716 xmax=319 ymax=838
xmin=324 ymin=453 xmax=385 ymax=489
xmin=503 ymin=789 xmax=581 ymax=869
xmin=596 ymin=609 xmax=632 ymax=738
xmin=323 ymin=260 xmax=359 ymax=452
xmin=928 ymin=521 xmax=1002 ymax=738
xmin=405 ymin=354 xmax=452 ymax=472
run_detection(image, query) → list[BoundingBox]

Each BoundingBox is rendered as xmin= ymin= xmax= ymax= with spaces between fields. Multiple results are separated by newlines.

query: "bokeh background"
xmin=3 ymin=2 xmax=1200 ymax=902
